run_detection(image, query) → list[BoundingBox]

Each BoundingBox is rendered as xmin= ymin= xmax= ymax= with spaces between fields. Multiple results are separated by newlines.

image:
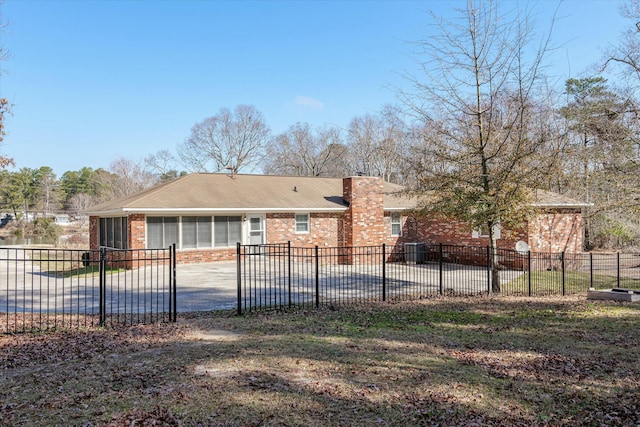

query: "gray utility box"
xmin=404 ymin=242 xmax=426 ymax=264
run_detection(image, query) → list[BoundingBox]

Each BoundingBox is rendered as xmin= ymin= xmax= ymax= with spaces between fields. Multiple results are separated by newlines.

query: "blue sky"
xmin=0 ymin=0 xmax=630 ymax=177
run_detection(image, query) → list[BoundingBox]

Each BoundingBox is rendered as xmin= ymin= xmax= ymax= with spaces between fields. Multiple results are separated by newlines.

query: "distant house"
xmin=86 ymin=173 xmax=589 ymax=264
xmin=54 ymin=214 xmax=71 ymax=225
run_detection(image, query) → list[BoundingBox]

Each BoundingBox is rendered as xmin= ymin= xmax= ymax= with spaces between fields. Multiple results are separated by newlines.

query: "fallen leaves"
xmin=106 ymin=406 xmax=180 ymax=427
xmin=1 ymin=295 xmax=639 ymax=426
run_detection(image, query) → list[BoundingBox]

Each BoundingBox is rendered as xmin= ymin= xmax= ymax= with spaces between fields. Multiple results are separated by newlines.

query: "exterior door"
xmin=247 ymin=215 xmax=265 ymax=245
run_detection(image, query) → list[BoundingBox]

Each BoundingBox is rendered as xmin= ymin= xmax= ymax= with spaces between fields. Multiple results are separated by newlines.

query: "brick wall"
xmin=527 ymin=209 xmax=583 ymax=253
xmin=176 ymin=247 xmax=236 ymax=263
xmin=388 ymin=211 xmax=583 ymax=254
xmin=381 ymin=214 xmax=530 ymax=255
xmin=265 ymin=212 xmax=342 ymax=247
xmin=410 ymin=217 xmax=525 ymax=249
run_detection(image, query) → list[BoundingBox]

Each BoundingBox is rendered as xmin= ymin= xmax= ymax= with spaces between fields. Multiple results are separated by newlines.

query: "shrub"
xmin=31 ymin=218 xmax=61 ymax=240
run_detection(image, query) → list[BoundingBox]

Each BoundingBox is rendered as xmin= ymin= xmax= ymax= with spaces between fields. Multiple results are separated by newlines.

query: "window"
xmin=472 ymin=223 xmax=501 ymax=239
xmin=391 ymin=212 xmax=402 ymax=236
xmin=182 ymin=216 xmax=212 ymax=248
xmin=147 ymin=215 xmax=242 ymax=249
xmin=147 ymin=217 xmax=179 ymax=248
xmin=472 ymin=225 xmax=489 ymax=238
xmin=214 ymin=216 xmax=242 ymax=247
xmin=99 ymin=217 xmax=128 ymax=249
xmin=295 ymin=213 xmax=309 ymax=233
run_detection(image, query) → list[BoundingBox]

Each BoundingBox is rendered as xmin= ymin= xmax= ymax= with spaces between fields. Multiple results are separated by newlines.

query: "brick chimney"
xmin=342 ymin=176 xmax=385 ymax=247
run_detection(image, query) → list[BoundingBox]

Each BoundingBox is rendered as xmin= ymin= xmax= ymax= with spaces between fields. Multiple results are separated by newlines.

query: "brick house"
xmin=86 ymin=173 xmax=588 ymax=264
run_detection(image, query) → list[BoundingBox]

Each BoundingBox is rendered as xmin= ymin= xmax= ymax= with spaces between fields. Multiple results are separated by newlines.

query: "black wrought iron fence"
xmin=0 ymin=245 xmax=176 ymax=333
xmin=236 ymin=242 xmax=640 ymax=313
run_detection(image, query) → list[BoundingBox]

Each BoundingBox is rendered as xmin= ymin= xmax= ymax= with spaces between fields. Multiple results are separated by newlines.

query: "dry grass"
xmin=1 ymin=295 xmax=639 ymax=426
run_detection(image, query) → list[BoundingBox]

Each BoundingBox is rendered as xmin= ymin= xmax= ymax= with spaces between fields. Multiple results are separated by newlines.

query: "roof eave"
xmin=530 ymin=203 xmax=594 ymax=208
xmin=87 ymin=207 xmax=349 ymax=216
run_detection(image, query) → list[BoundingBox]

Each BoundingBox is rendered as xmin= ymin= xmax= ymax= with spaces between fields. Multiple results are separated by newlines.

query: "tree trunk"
xmin=490 ymin=230 xmax=501 ymax=293
xmin=491 ymin=262 xmax=501 ymax=293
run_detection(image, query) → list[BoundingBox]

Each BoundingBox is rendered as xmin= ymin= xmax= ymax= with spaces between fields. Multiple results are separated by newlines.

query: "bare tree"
xmin=67 ymin=193 xmax=94 ymax=220
xmin=0 ymin=98 xmax=13 ymax=169
xmin=108 ymin=157 xmax=157 ymax=198
xmin=264 ymin=123 xmax=348 ymax=177
xmin=347 ymin=105 xmax=408 ymax=184
xmin=179 ymin=105 xmax=270 ymax=173
xmin=0 ymin=7 xmax=13 ymax=170
xmin=401 ymin=0 xmax=561 ymax=292
xmin=602 ymin=0 xmax=640 ymax=81
xmin=144 ymin=149 xmax=184 ymax=182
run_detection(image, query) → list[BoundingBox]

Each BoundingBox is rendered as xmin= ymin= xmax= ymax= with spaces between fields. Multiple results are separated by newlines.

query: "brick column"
xmin=89 ymin=216 xmax=99 ymax=250
xmin=128 ymin=213 xmax=146 ymax=250
xmin=343 ymin=176 xmax=386 ymax=247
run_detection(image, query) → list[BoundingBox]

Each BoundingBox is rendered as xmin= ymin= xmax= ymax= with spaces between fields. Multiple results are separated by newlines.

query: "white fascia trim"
xmin=117 ymin=207 xmax=347 ymax=214
xmin=135 ymin=208 xmax=347 ymax=212
xmin=86 ymin=210 xmax=126 ymax=216
xmin=530 ymin=203 xmax=593 ymax=208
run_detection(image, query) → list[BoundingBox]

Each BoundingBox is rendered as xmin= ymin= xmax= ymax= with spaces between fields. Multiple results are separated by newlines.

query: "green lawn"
xmin=1 ymin=295 xmax=639 ymax=426
xmin=31 ymin=254 xmax=125 ymax=278
xmin=503 ymin=270 xmax=640 ymax=295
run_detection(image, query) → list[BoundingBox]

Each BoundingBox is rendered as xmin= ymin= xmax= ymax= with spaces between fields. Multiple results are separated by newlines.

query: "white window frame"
xmin=295 ymin=213 xmax=310 ymax=234
xmin=146 ymin=215 xmax=244 ymax=249
xmin=146 ymin=216 xmax=179 ymax=248
xmin=472 ymin=223 xmax=501 ymax=239
xmin=181 ymin=216 xmax=213 ymax=249
xmin=213 ymin=215 xmax=243 ymax=248
xmin=99 ymin=216 xmax=128 ymax=249
xmin=391 ymin=212 xmax=402 ymax=236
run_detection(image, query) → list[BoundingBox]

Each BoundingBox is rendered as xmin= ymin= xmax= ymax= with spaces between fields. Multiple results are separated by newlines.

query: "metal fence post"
xmin=287 ymin=241 xmax=292 ymax=308
xmin=382 ymin=243 xmax=386 ymax=302
xmin=99 ymin=247 xmax=106 ymax=326
xmin=527 ymin=250 xmax=531 ymax=297
xmin=172 ymin=243 xmax=177 ymax=322
xmin=486 ymin=246 xmax=491 ymax=294
xmin=315 ymin=245 xmax=320 ymax=308
xmin=617 ymin=252 xmax=621 ymax=288
xmin=589 ymin=252 xmax=593 ymax=290
xmin=439 ymin=243 xmax=443 ymax=295
xmin=236 ymin=242 xmax=242 ymax=315
xmin=168 ymin=246 xmax=173 ymax=322
xmin=561 ymin=252 xmax=566 ymax=296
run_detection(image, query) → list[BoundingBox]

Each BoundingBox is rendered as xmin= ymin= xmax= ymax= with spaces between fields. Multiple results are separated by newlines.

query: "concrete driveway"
xmin=169 ymin=260 xmax=522 ymax=312
xmin=176 ymin=261 xmax=239 ymax=312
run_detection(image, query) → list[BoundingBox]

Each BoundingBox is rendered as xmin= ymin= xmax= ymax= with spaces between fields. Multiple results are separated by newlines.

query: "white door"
xmin=247 ymin=215 xmax=265 ymax=245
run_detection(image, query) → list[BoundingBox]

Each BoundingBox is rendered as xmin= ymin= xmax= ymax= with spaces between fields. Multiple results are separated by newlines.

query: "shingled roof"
xmin=87 ymin=173 xmax=413 ymax=215
xmin=529 ymin=189 xmax=592 ymax=208
xmin=86 ymin=173 xmax=588 ymax=216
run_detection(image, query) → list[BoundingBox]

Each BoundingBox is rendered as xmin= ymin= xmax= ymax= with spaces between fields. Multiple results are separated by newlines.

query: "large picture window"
xmin=147 ymin=217 xmax=179 ymax=248
xmin=214 ymin=216 xmax=242 ymax=247
xmin=99 ymin=217 xmax=128 ymax=249
xmin=182 ymin=216 xmax=212 ymax=249
xmin=146 ymin=216 xmax=242 ymax=249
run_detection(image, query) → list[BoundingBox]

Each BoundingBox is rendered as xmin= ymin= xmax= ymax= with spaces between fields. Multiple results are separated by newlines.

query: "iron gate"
xmin=0 ymin=244 xmax=176 ymax=333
